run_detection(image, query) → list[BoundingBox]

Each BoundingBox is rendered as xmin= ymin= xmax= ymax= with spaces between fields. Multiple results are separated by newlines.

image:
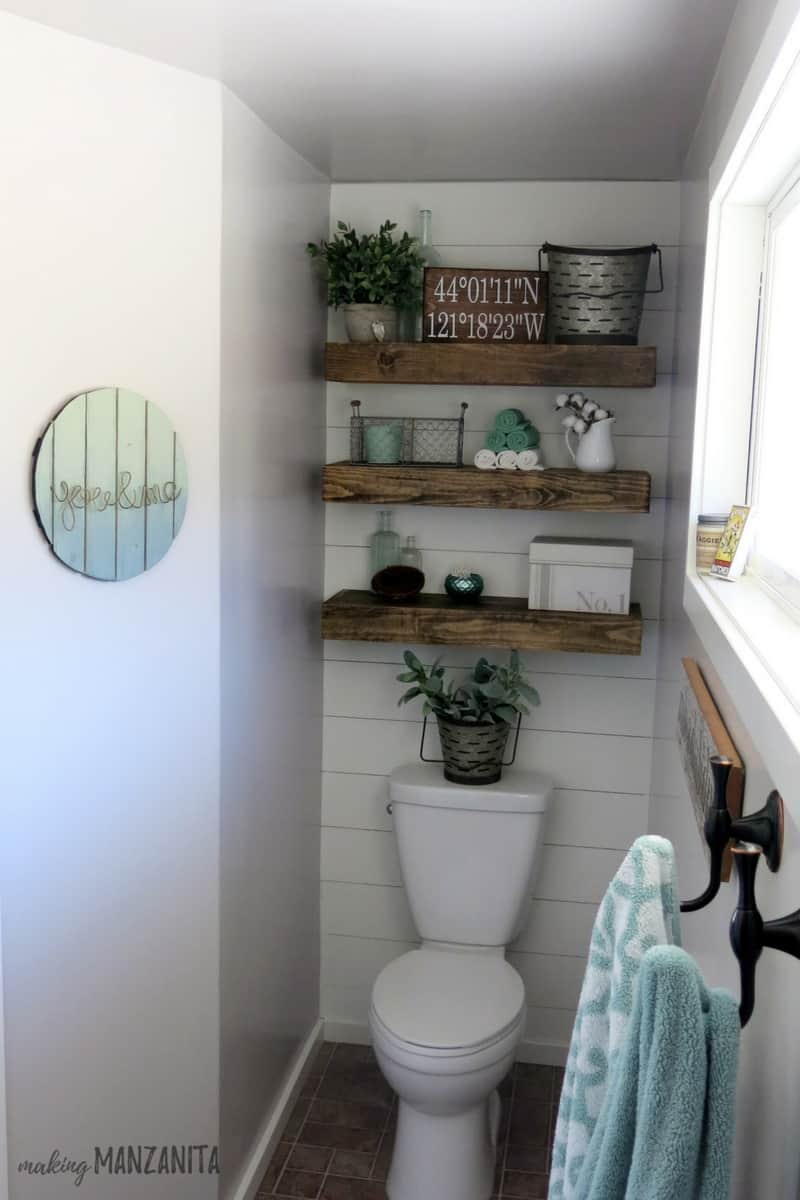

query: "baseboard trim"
xmin=228 ymin=1017 xmax=324 ymax=1200
xmin=322 ymin=1019 xmax=567 ymax=1066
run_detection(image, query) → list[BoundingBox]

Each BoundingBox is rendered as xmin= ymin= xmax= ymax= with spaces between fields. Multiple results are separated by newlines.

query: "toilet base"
xmin=387 ymin=1089 xmax=501 ymax=1200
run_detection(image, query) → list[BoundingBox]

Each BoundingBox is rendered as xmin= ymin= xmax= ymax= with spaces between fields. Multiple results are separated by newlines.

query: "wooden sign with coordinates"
xmin=423 ymin=267 xmax=547 ymax=344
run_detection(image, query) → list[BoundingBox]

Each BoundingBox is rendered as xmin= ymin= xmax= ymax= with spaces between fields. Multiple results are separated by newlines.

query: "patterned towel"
xmin=549 ymin=836 xmax=681 ymax=1199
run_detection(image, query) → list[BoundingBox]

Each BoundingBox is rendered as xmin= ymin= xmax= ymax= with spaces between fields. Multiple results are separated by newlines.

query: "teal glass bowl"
xmin=445 ymin=572 xmax=484 ymax=603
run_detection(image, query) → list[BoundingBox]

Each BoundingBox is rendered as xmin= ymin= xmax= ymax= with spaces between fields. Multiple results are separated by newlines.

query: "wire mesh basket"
xmin=350 ymin=401 xmax=468 ymax=466
xmin=539 ymin=243 xmax=662 ymax=345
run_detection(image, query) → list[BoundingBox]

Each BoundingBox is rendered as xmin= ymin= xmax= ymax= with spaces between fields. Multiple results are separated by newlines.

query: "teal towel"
xmin=550 ymin=836 xmax=680 ymax=1199
xmin=495 ymin=407 xmax=525 ymax=431
xmin=485 ymin=429 xmax=507 ymax=453
xmin=573 ymin=945 xmax=740 ymax=1200
xmin=506 ymin=424 xmax=540 ymax=452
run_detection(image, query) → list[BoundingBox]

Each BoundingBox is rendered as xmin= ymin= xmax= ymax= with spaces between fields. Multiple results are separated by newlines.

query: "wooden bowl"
xmin=371 ymin=565 xmax=425 ymax=602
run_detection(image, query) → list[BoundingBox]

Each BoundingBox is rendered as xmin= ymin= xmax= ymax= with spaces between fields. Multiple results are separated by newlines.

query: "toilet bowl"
xmin=370 ymin=947 xmax=526 ymax=1200
xmin=369 ymin=764 xmax=552 ymax=1200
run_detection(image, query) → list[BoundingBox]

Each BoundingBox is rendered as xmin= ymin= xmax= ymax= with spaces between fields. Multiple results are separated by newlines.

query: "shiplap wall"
xmin=322 ymin=181 xmax=679 ymax=1062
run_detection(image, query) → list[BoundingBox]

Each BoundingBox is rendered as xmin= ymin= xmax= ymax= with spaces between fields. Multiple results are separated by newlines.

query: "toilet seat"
xmin=370 ymin=948 xmax=525 ymax=1058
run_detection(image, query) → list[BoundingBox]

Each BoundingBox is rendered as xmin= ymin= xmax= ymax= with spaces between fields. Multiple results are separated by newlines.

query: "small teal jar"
xmin=365 ymin=422 xmax=403 ymax=464
xmin=445 ymin=571 xmax=484 ymax=603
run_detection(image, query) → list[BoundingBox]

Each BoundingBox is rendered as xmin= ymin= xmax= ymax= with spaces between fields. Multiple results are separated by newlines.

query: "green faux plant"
xmin=396 ymin=650 xmax=540 ymax=726
xmin=306 ymin=220 xmax=426 ymax=309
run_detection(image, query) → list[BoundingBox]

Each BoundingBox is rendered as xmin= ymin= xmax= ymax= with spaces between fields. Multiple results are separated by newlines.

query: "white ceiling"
xmin=1 ymin=0 xmax=740 ymax=180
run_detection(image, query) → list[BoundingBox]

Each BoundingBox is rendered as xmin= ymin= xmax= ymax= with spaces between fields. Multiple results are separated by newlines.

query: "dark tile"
xmin=307 ymin=1098 xmax=388 ymax=1130
xmin=370 ymin=1132 xmax=394 ymax=1182
xmin=299 ymin=1125 xmax=382 ymax=1154
xmin=328 ymin=1150 xmax=376 ymax=1179
xmin=316 ymin=1071 xmax=393 ymax=1108
xmin=319 ymin=1178 xmax=387 ymax=1200
xmin=257 ymin=1141 xmax=292 ymax=1195
xmin=514 ymin=1064 xmax=554 ymax=1102
xmin=508 ymin=1100 xmax=551 ymax=1149
xmin=274 ymin=1169 xmax=324 ymax=1199
xmin=284 ymin=1097 xmax=312 ymax=1139
xmin=286 ymin=1145 xmax=333 ymax=1173
xmin=506 ymin=1146 xmax=548 ymax=1173
xmin=502 ymin=1170 xmax=549 ymax=1198
xmin=498 ymin=1069 xmax=515 ymax=1097
xmin=330 ymin=1044 xmax=377 ymax=1068
xmin=550 ymin=1105 xmax=559 ymax=1145
xmin=313 ymin=1043 xmax=336 ymax=1071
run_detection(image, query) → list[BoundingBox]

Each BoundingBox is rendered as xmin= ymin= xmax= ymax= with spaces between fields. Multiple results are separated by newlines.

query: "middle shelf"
xmin=322 ymin=463 xmax=651 ymax=513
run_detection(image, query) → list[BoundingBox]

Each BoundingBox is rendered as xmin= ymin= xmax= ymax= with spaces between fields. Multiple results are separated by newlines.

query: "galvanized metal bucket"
xmin=539 ymin=243 xmax=663 ymax=345
xmin=420 ymin=714 xmax=521 ymax=785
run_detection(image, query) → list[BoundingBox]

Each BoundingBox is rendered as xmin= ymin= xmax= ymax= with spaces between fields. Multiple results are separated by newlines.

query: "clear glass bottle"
xmin=414 ymin=209 xmax=441 ymax=341
xmin=399 ymin=536 xmax=423 ymax=571
xmin=370 ymin=510 xmax=401 ymax=578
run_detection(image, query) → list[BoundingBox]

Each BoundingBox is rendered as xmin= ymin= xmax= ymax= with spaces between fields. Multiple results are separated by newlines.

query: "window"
xmin=749 ymin=169 xmax=800 ymax=615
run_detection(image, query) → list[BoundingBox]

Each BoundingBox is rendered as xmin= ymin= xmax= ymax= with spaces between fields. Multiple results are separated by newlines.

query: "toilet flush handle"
xmin=386 ymin=802 xmax=393 ymax=815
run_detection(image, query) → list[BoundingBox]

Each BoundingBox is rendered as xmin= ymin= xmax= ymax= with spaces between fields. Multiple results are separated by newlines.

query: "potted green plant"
xmin=396 ymin=650 xmax=540 ymax=785
xmin=307 ymin=220 xmax=425 ymax=343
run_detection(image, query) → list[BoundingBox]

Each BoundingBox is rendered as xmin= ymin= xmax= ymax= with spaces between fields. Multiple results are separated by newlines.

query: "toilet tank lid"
xmin=389 ymin=764 xmax=552 ymax=813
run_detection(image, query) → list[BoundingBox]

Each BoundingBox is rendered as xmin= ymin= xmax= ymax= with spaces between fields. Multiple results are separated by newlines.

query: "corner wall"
xmin=0 ymin=14 xmax=222 ymax=1198
xmin=648 ymin=2 xmax=800 ymax=1196
xmin=321 ymin=181 xmax=679 ymax=1059
xmin=219 ymin=89 xmax=328 ymax=1189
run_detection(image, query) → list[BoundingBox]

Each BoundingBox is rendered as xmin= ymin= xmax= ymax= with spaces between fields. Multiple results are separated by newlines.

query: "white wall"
xmin=321 ymin=181 xmax=679 ymax=1060
xmin=648 ymin=2 xmax=800 ymax=1197
xmin=219 ymin=89 xmax=328 ymax=1190
xmin=0 ymin=14 xmax=222 ymax=1199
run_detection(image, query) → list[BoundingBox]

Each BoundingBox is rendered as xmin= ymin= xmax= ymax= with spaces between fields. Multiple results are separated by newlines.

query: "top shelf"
xmin=325 ymin=342 xmax=657 ymax=388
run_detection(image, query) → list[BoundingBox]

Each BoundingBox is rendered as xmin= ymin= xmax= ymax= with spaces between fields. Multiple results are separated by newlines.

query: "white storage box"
xmin=528 ymin=537 xmax=633 ymax=614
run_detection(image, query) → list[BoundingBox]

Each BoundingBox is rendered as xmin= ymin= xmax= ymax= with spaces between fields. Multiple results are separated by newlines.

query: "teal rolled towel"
xmin=506 ymin=424 xmax=540 ymax=452
xmin=495 ymin=408 xmax=525 ymax=431
xmin=485 ymin=429 xmax=507 ymax=453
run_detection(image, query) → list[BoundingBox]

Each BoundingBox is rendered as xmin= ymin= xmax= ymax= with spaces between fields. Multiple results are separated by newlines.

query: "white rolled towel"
xmin=497 ymin=450 xmax=519 ymax=470
xmin=517 ymin=449 xmax=541 ymax=471
xmin=474 ymin=448 xmax=498 ymax=470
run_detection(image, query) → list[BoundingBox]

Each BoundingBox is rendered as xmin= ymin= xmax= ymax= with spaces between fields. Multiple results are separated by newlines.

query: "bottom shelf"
xmin=322 ymin=590 xmax=643 ymax=656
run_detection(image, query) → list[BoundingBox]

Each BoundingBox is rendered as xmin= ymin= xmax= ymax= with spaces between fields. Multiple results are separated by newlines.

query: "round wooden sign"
xmin=33 ymin=388 xmax=188 ymax=581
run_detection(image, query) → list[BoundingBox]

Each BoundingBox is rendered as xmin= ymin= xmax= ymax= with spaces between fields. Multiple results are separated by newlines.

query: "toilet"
xmin=369 ymin=762 xmax=552 ymax=1200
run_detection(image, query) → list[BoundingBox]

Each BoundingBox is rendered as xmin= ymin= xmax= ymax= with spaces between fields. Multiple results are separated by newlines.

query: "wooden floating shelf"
xmin=325 ymin=342 xmax=657 ymax=388
xmin=322 ymin=591 xmax=643 ymax=656
xmin=322 ymin=464 xmax=651 ymax=513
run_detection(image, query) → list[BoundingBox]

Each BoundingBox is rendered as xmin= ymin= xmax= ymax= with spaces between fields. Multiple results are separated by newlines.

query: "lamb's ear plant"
xmin=396 ymin=650 xmax=540 ymax=725
xmin=306 ymin=220 xmax=426 ymax=309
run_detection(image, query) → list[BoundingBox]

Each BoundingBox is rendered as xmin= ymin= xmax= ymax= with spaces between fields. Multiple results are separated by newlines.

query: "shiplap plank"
xmin=324 ymin=660 xmax=655 ymax=737
xmin=323 ymin=718 xmax=653 ymax=792
xmin=323 ymin=622 xmax=660 ymax=678
xmin=512 ymin=899 xmax=596 ymax=957
xmin=525 ymin=1006 xmax=577 ymax=1049
xmin=116 ymin=388 xmax=146 ymax=581
xmin=536 ymin=845 xmax=626 ymax=903
xmin=51 ymin=391 xmax=86 ymax=573
xmin=84 ymin=388 xmax=117 ymax=581
xmin=323 ymin=547 xmax=662 ymax=619
xmin=322 ymin=934 xmax=417 ymax=990
xmin=330 ymin=181 xmax=681 ymax=245
xmin=322 ymin=827 xmax=403 ymax=886
xmin=509 ymin=951 xmax=586 ymax=1011
xmin=322 ymin=772 xmax=646 ymax=849
xmin=324 ymin=501 xmax=666 ymax=559
xmin=327 ymin=377 xmax=674 ymax=438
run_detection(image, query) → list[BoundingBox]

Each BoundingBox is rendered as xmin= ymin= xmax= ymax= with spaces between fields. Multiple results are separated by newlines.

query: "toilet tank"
xmin=389 ymin=763 xmax=552 ymax=947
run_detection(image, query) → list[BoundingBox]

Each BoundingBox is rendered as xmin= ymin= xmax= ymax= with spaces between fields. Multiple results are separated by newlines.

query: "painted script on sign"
xmin=423 ymin=268 xmax=547 ymax=343
xmin=33 ymin=387 xmax=188 ymax=582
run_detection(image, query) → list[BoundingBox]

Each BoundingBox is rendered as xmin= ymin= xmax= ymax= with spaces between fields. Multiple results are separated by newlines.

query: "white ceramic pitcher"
xmin=565 ymin=416 xmax=617 ymax=473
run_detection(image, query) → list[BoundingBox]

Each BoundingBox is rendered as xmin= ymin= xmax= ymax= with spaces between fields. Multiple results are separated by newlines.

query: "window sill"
xmin=684 ymin=569 xmax=800 ymax=794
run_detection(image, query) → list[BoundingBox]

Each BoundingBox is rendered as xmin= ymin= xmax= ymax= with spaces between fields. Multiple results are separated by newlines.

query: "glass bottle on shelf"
xmin=370 ymin=510 xmax=401 ymax=578
xmin=414 ymin=209 xmax=441 ymax=341
xmin=399 ymin=536 xmax=423 ymax=571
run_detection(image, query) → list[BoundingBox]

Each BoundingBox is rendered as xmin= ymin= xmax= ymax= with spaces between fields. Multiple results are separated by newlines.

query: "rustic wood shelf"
xmin=325 ymin=342 xmax=656 ymax=387
xmin=323 ymin=464 xmax=650 ymax=513
xmin=322 ymin=591 xmax=643 ymax=656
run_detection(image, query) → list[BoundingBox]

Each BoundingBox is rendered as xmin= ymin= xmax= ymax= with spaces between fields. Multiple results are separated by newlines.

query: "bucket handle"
xmin=539 ymin=243 xmax=663 ymax=296
xmin=419 ymin=713 xmax=522 ymax=767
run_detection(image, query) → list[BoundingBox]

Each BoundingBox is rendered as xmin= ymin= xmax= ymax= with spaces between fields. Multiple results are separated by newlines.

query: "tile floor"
xmin=257 ymin=1043 xmax=563 ymax=1199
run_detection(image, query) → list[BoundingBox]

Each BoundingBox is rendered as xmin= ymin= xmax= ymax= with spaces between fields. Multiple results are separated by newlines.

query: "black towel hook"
xmin=680 ymin=755 xmax=783 ymax=913
xmin=730 ymin=844 xmax=800 ymax=1026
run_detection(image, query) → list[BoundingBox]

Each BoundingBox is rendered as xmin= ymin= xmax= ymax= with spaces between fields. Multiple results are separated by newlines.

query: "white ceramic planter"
xmin=342 ymin=303 xmax=398 ymax=343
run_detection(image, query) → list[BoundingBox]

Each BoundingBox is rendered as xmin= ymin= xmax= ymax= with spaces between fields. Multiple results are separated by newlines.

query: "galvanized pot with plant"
xmin=396 ymin=650 xmax=540 ymax=784
xmin=307 ymin=220 xmax=425 ymax=343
